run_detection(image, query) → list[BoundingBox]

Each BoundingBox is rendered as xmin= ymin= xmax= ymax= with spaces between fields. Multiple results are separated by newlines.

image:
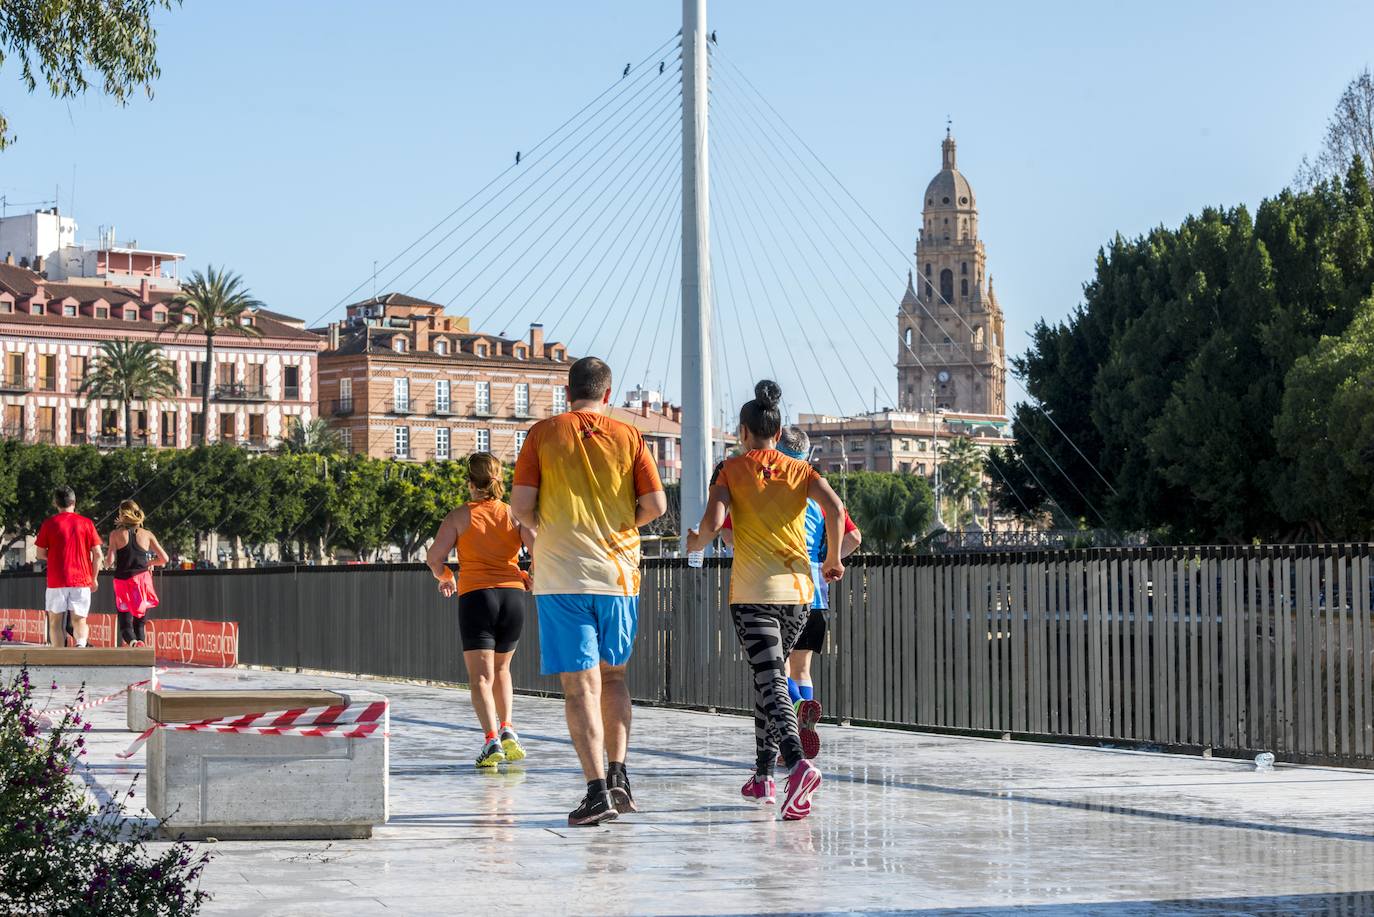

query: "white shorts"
xmin=45 ymin=587 xmax=92 ymax=617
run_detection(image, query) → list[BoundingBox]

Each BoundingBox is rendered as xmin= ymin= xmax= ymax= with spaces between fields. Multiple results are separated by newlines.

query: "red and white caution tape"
xmin=35 ymin=669 xmax=182 ymax=726
xmin=117 ymin=699 xmax=389 ymax=760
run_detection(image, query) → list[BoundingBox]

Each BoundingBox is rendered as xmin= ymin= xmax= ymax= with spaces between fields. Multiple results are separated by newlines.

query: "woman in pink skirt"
xmin=105 ymin=500 xmax=169 ymax=647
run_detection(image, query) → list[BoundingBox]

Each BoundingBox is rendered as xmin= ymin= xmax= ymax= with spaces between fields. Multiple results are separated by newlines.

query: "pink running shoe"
xmin=797 ymin=699 xmax=823 ymax=759
xmin=741 ymin=774 xmax=777 ymax=805
xmin=782 ymin=759 xmax=822 ymax=821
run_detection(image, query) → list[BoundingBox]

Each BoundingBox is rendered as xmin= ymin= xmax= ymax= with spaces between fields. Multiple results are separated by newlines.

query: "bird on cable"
xmin=623 ymin=63 xmax=631 ymax=77
xmin=515 ymin=151 xmax=521 ymax=165
xmin=659 ymin=60 xmax=665 ymax=74
xmin=709 ymin=30 xmax=717 ymax=43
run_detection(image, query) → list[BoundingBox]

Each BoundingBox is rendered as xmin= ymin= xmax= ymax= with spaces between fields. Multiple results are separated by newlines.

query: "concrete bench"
xmin=144 ymin=688 xmax=389 ymax=840
xmin=0 ymin=647 xmax=155 ymax=723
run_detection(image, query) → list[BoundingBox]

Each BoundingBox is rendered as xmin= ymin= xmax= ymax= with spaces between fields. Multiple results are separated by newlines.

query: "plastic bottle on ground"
xmin=1254 ymin=752 xmax=1275 ymax=771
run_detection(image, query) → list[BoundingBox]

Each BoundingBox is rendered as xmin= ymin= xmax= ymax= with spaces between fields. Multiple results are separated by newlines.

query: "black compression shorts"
xmin=457 ymin=587 xmax=527 ymax=653
xmin=792 ymin=610 xmax=828 ymax=653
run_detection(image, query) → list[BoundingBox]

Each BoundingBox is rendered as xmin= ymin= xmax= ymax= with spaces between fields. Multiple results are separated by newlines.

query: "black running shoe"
xmin=568 ymin=791 xmax=618 ymax=827
xmin=608 ymin=769 xmax=639 ymax=814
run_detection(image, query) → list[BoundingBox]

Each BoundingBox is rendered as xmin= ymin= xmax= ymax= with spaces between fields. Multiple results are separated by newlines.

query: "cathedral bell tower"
xmin=897 ymin=130 xmax=1007 ymax=416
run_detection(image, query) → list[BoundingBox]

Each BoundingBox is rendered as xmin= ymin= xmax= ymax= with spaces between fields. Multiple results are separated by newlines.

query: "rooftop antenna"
xmin=372 ymin=260 xmax=378 ymax=299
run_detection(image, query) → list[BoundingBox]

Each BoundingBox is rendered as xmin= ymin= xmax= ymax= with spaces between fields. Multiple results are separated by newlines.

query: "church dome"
xmin=923 ymin=132 xmax=974 ymax=211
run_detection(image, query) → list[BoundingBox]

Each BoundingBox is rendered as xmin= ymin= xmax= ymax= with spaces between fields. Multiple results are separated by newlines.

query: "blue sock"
xmin=787 ymin=678 xmax=801 ymax=704
xmin=798 ymin=684 xmax=814 ymax=701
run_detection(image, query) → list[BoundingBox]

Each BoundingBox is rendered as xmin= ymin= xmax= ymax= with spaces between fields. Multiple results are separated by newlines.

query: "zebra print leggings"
xmin=730 ymin=603 xmax=810 ymax=775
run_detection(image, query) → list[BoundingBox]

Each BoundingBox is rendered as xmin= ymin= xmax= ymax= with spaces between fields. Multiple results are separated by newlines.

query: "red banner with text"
xmin=0 ymin=609 xmax=238 ymax=668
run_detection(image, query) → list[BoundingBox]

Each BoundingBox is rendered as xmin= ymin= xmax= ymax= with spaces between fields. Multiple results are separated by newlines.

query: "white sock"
xmin=76 ymin=639 xmax=87 ymax=647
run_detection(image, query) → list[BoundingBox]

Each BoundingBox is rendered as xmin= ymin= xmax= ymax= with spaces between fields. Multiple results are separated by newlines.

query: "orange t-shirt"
xmin=715 ymin=449 xmax=819 ymax=605
xmin=512 ymin=410 xmax=663 ymax=596
xmin=455 ymin=499 xmax=526 ymax=595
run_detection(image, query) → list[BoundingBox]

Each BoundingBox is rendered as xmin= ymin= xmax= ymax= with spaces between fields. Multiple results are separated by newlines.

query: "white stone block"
xmin=145 ymin=690 xmax=389 ymax=840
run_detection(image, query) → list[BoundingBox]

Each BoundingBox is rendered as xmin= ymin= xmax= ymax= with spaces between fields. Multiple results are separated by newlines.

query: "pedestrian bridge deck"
xmin=71 ymin=667 xmax=1374 ymax=916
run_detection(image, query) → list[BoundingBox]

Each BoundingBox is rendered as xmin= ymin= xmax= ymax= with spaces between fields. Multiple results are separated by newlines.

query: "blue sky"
xmin=1 ymin=1 xmax=1370 ymax=417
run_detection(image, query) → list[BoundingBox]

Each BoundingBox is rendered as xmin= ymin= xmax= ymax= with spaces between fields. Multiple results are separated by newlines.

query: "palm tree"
xmin=79 ymin=340 xmax=181 ymax=448
xmin=278 ymin=417 xmax=343 ymax=455
xmin=165 ymin=266 xmax=264 ymax=444
xmin=939 ymin=436 xmax=987 ymax=528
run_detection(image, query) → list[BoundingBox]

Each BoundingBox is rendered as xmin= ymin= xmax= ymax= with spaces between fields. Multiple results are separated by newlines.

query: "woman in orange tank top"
xmin=426 ymin=452 xmax=535 ymax=768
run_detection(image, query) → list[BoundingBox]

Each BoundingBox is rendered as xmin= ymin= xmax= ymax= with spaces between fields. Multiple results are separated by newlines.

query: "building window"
xmin=515 ymin=383 xmax=529 ymax=417
xmin=338 ymin=376 xmax=353 ymax=412
xmin=247 ymin=413 xmax=265 ymax=445
xmin=239 ymin=316 xmax=253 ymax=327
xmin=153 ymin=309 xmax=167 ymax=323
xmin=515 ymin=429 xmax=527 ymax=453
xmin=161 ymin=410 xmax=177 ymax=447
xmin=36 ymin=406 xmax=56 ymax=443
xmin=124 ymin=307 xmax=138 ymax=321
xmin=31 ymin=302 xmax=44 ymax=316
xmin=550 ymin=346 xmax=565 ymax=361
xmin=434 ymin=339 xmax=448 ymax=355
xmin=101 ymin=408 xmax=119 ymax=437
xmin=552 ymin=386 xmax=567 ymax=414
xmin=339 ymin=428 xmax=352 ymax=452
xmin=219 ymin=413 xmax=236 ymax=441
xmin=434 ymin=379 xmax=451 ymax=413
xmin=190 ymin=361 xmax=207 ymax=397
xmin=284 ymin=365 xmax=300 ymax=400
xmin=70 ymin=408 xmax=88 ymax=444
xmin=513 ymin=344 xmax=526 ymax=360
xmin=961 ymin=278 xmax=969 ymax=297
xmin=475 ymin=382 xmax=491 ymax=414
xmin=393 ymin=377 xmax=409 ymax=413
xmin=394 ymin=426 xmax=410 ymax=458
xmin=435 ymin=427 xmax=450 ymax=460
xmin=476 ymin=429 xmax=490 ymax=452
xmin=961 ymin=262 xmax=968 ymax=275
xmin=63 ymin=304 xmax=77 ymax=317
xmin=940 ymin=269 xmax=954 ymax=303
xmin=38 ymin=354 xmax=56 ymax=391
xmin=190 ymin=412 xmax=204 ymax=440
xmin=0 ymin=299 xmax=12 ymax=313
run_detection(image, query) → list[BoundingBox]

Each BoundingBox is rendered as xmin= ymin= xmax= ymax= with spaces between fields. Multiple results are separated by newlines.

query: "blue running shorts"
xmin=536 ymin=593 xmax=639 ymax=674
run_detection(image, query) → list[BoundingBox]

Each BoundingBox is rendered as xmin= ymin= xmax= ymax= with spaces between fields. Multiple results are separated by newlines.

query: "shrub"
xmin=0 ymin=667 xmax=212 ymax=915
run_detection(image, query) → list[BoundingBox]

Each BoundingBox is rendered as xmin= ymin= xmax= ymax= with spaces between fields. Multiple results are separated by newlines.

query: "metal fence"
xmin=2 ymin=545 xmax=1371 ymax=767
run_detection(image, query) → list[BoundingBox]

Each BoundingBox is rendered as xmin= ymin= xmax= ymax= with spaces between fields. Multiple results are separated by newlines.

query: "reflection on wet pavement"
xmin=65 ymin=667 xmax=1374 ymax=916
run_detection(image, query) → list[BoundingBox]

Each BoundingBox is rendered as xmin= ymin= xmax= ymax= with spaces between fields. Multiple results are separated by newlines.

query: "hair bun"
xmin=754 ymin=379 xmax=782 ymax=408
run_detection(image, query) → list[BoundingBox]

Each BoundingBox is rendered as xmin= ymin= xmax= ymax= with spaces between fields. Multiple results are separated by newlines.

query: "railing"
xmin=191 ymin=383 xmax=206 ymax=397
xmin=92 ymin=433 xmax=151 ymax=448
xmin=389 ymin=399 xmax=414 ymax=415
xmin=239 ymin=436 xmax=271 ymax=452
xmin=35 ymin=375 xmax=57 ymax=392
xmin=32 ymin=429 xmax=56 ymax=444
xmin=284 ymin=385 xmax=300 ymax=400
xmin=2 ymin=546 xmax=1369 ymax=768
xmin=0 ymin=423 xmax=22 ymax=439
xmin=213 ymin=383 xmax=268 ymax=402
xmin=71 ymin=431 xmax=90 ymax=445
xmin=0 ymin=373 xmax=30 ymax=393
xmin=331 ymin=398 xmax=354 ymax=416
xmin=432 ymin=403 xmax=452 ymax=416
xmin=474 ymin=405 xmax=494 ymax=418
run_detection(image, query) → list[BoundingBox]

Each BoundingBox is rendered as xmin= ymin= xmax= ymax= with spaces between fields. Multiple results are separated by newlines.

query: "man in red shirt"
xmin=34 ymin=486 xmax=103 ymax=647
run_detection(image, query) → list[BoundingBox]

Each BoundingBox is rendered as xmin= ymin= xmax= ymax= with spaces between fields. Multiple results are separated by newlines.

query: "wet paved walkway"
xmin=63 ymin=667 xmax=1374 ymax=916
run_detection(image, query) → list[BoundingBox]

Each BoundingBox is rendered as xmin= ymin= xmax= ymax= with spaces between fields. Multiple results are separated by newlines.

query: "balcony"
xmin=389 ymin=399 xmax=414 ymax=416
xmin=514 ymin=408 xmax=533 ymax=420
xmin=213 ymin=382 xmax=269 ymax=402
xmin=71 ymin=431 xmax=90 ymax=445
xmin=191 ymin=382 xmax=206 ymax=397
xmin=238 ymin=436 xmax=271 ymax=453
xmin=284 ymin=384 xmax=300 ymax=400
xmin=33 ymin=429 xmax=57 ymax=444
xmin=331 ymin=398 xmax=355 ymax=416
xmin=432 ymin=402 xmax=453 ymax=417
xmin=93 ymin=434 xmax=151 ymax=449
xmin=68 ymin=375 xmax=86 ymax=391
xmin=474 ymin=404 xmax=494 ymax=418
xmin=35 ymin=375 xmax=57 ymax=392
xmin=0 ymin=373 xmax=29 ymax=394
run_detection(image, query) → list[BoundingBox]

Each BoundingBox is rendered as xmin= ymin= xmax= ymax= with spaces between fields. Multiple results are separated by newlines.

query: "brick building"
xmin=0 ymin=234 xmax=319 ymax=449
xmin=317 ymin=294 xmax=572 ymax=462
xmin=797 ymin=410 xmax=1012 ymax=475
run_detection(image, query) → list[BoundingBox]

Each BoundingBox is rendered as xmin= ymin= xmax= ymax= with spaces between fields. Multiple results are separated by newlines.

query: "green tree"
xmin=1271 ymin=297 xmax=1374 ymax=540
xmin=829 ymin=471 xmax=933 ymax=553
xmin=381 ymin=459 xmax=469 ymax=560
xmin=164 ymin=266 xmax=264 ymax=444
xmin=78 ymin=339 xmax=180 ymax=448
xmin=277 ymin=417 xmax=343 ymax=456
xmin=0 ymin=0 xmax=177 ymax=149
xmin=939 ymin=437 xmax=986 ymax=528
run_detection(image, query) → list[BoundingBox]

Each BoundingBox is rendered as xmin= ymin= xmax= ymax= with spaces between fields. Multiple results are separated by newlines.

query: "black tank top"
xmin=113 ymin=526 xmax=152 ymax=580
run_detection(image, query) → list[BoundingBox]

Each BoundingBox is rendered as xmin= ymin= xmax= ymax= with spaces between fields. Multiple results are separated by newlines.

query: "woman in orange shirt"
xmin=687 ymin=380 xmax=847 ymax=822
xmin=426 ymin=452 xmax=536 ymax=768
